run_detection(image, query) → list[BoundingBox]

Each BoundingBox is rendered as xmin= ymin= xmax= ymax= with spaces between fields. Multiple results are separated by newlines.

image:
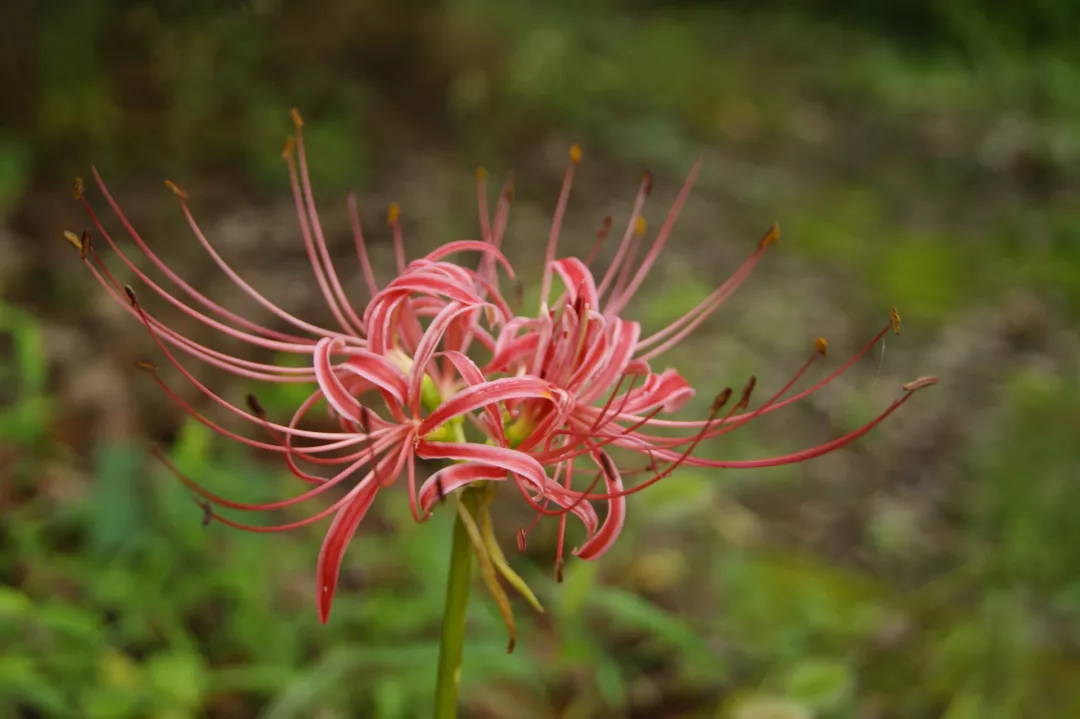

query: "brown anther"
xmin=569 ymin=144 xmax=582 ymax=164
xmin=902 ymin=376 xmax=938 ymax=392
xmin=642 ymin=170 xmax=653 ymax=196
xmin=246 ymin=394 xmax=266 ymax=418
xmin=134 ymin=360 xmax=157 ymax=373
xmin=63 ymin=230 xmax=83 ymax=252
xmin=556 ymin=560 xmax=564 ymax=584
xmin=814 ymin=337 xmax=828 ymax=356
xmin=281 ymin=136 xmax=296 ymax=159
xmin=737 ymin=375 xmax=757 ymax=410
xmin=758 ymin=223 xmax=780 ymax=249
xmin=890 ymin=306 xmax=902 ymax=335
xmin=597 ymin=452 xmax=617 ymax=481
xmin=289 ymin=107 xmax=304 ymax=129
xmin=79 ymin=230 xmax=92 ymax=260
xmin=123 ymin=286 xmax=138 ymax=306
xmin=164 ymin=180 xmax=189 ymax=199
xmin=711 ymin=387 xmax=733 ymax=414
xmin=73 ymin=176 xmax=84 ymax=200
xmin=476 ymin=166 xmax=487 ymax=180
xmin=503 ymin=184 xmax=515 ymax=203
xmin=516 ymin=527 xmax=527 ymax=553
xmin=387 ymin=202 xmax=401 ymax=224
xmin=600 ymin=215 xmax=613 ymax=234
xmin=436 ymin=476 xmax=447 ymax=504
xmin=200 ymin=500 xmax=213 ymax=527
xmin=634 ymin=216 xmax=647 ymax=237
xmin=512 ymin=280 xmax=524 ymax=310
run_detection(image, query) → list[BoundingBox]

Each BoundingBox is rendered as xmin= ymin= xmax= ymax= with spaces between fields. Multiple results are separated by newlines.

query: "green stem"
xmin=433 ymin=489 xmax=479 ymax=719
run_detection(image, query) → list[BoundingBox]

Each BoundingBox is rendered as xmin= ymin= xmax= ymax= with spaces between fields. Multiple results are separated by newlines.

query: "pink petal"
xmin=574 ymin=453 xmax=626 ymax=561
xmin=315 ymin=482 xmax=379 ymax=623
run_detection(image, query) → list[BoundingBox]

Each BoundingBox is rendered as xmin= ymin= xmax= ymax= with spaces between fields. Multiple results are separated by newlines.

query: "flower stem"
xmin=433 ymin=488 xmax=479 ymax=719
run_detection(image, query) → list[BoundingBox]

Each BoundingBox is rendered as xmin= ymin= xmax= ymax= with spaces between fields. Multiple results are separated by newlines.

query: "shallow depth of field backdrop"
xmin=2 ymin=1 xmax=1080 ymax=717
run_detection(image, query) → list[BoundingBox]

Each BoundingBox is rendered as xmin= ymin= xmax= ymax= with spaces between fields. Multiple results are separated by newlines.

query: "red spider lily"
xmin=67 ymin=112 xmax=935 ymax=625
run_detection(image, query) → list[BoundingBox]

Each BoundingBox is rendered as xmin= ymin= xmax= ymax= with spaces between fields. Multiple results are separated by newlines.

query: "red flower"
xmin=69 ymin=112 xmax=935 ymax=623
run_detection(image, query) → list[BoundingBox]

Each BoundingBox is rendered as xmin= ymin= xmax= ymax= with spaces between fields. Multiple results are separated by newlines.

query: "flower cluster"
xmin=68 ymin=110 xmax=935 ymax=630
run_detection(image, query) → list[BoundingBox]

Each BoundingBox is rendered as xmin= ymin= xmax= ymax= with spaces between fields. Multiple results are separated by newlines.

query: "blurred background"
xmin=2 ymin=1 xmax=1080 ymax=717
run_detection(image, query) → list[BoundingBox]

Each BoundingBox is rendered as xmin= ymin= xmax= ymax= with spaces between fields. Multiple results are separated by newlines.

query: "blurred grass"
xmin=3 ymin=0 xmax=1080 ymax=717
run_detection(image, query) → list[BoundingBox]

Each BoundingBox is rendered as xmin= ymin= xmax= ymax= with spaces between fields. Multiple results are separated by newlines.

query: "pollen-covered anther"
xmin=133 ymin=360 xmax=158 ymax=373
xmin=634 ymin=216 xmax=648 ymax=237
xmin=73 ymin=176 xmax=84 ymax=200
xmin=289 ymin=107 xmax=304 ymax=129
xmin=902 ymin=376 xmax=938 ymax=393
xmin=476 ymin=166 xmax=487 ymax=180
xmin=890 ymin=306 xmax=902 ymax=335
xmin=164 ymin=180 xmax=189 ymax=199
xmin=569 ymin=144 xmax=582 ymax=164
xmin=387 ymin=202 xmax=401 ymax=224
xmin=758 ymin=223 xmax=780 ymax=249
xmin=281 ymin=136 xmax=296 ymax=159
xmin=62 ymin=230 xmax=85 ymax=253
xmin=736 ymin=375 xmax=757 ymax=410
xmin=814 ymin=337 xmax=829 ymax=356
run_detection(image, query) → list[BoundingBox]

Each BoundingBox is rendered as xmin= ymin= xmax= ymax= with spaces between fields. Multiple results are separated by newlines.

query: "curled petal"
xmin=574 ymin=453 xmax=626 ymax=561
xmin=418 ymin=376 xmax=554 ymax=436
xmin=316 ymin=482 xmax=379 ymax=624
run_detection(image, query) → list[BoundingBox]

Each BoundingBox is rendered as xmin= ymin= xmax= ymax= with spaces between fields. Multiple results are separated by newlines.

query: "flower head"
xmin=68 ymin=111 xmax=935 ymax=627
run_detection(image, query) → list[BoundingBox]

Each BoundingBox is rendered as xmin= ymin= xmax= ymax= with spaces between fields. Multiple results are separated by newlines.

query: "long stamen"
xmin=583 ymin=215 xmax=613 ymax=268
xmin=82 ymin=171 xmax=321 ymax=344
xmin=286 ymin=113 xmax=367 ymax=337
xmin=539 ymin=145 xmax=581 ymax=309
xmin=346 ymin=192 xmax=380 ymax=298
xmin=636 ymin=223 xmax=778 ymax=360
xmin=604 ymin=160 xmax=701 ymax=317
xmin=597 ymin=171 xmax=651 ymax=300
